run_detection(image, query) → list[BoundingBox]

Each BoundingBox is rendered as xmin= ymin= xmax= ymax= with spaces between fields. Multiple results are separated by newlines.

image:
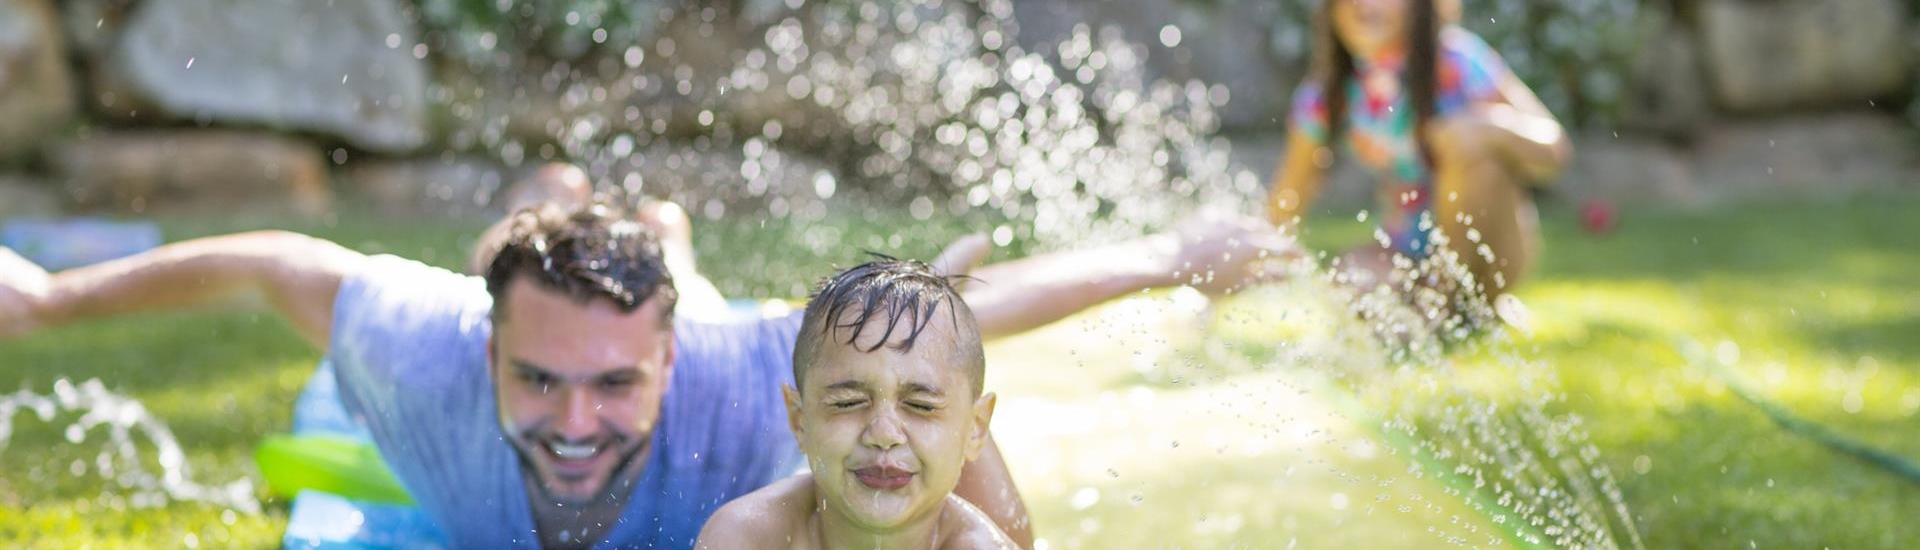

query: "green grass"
xmin=3 ymin=191 xmax=1918 ymax=548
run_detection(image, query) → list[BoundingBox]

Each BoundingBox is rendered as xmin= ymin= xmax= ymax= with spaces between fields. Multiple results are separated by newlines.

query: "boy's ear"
xmin=783 ymin=384 xmax=805 ymax=439
xmin=964 ymin=392 xmax=996 ymax=461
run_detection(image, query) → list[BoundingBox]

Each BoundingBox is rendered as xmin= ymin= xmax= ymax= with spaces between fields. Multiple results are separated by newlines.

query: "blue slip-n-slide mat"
xmin=279 ymin=361 xmax=447 ymax=549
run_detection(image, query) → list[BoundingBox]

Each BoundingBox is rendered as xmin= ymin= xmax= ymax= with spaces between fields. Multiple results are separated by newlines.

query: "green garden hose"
xmin=1675 ymin=337 xmax=1920 ymax=487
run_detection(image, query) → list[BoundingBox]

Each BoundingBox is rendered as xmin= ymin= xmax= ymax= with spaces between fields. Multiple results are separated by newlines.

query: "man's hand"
xmin=0 ymin=247 xmax=52 ymax=339
xmin=0 ymin=231 xmax=360 ymax=350
xmin=1154 ymin=214 xmax=1303 ymax=296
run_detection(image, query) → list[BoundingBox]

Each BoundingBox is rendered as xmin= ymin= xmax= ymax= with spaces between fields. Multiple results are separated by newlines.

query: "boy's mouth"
xmin=852 ymin=465 xmax=915 ymax=491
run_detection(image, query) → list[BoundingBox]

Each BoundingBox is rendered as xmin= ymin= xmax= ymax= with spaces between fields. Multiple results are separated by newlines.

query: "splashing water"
xmin=442 ymin=0 xmax=1249 ymax=249
xmin=1187 ymin=234 xmax=1646 ymax=549
xmin=0 ymin=379 xmax=259 ymax=514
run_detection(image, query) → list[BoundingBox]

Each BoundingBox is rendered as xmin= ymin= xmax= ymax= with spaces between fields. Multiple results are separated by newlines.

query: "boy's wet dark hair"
xmin=793 ymin=256 xmax=985 ymax=396
xmin=482 ymin=202 xmax=677 ymax=323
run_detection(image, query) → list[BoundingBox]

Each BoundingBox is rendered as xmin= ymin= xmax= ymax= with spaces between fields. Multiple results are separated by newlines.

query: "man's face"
xmin=490 ymin=278 xmax=675 ymax=506
xmin=785 ymin=314 xmax=994 ymax=530
xmin=1332 ymin=0 xmax=1411 ymax=59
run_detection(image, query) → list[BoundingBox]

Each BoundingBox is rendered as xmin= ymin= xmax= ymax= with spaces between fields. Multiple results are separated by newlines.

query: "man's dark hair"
xmin=482 ymin=201 xmax=677 ymax=323
xmin=793 ymin=256 xmax=985 ymax=397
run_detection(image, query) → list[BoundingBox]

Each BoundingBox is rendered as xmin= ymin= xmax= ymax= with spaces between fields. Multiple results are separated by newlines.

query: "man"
xmin=0 ymin=202 xmax=1291 ymax=548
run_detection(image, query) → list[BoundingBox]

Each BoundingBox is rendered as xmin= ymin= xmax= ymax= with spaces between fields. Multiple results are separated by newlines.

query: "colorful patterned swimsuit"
xmin=1289 ymin=27 xmax=1513 ymax=259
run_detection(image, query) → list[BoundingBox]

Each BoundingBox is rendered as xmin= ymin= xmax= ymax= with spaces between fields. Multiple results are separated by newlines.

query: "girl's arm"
xmin=1265 ymin=128 xmax=1334 ymax=228
xmin=1433 ymin=73 xmax=1572 ymax=183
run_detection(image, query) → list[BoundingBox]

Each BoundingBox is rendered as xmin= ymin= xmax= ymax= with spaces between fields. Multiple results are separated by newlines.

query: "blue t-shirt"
xmin=326 ymin=255 xmax=805 ymax=549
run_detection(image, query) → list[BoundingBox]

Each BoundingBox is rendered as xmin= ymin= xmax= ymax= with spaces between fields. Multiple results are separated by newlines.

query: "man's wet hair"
xmin=793 ymin=256 xmax=985 ymax=396
xmin=482 ymin=201 xmax=677 ymax=323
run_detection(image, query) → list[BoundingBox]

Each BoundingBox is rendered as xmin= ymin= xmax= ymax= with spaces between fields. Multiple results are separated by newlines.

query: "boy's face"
xmin=785 ymin=313 xmax=994 ymax=531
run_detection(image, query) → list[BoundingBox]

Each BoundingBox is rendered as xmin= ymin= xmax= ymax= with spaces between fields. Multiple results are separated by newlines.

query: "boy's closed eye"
xmin=823 ymin=392 xmax=869 ymax=411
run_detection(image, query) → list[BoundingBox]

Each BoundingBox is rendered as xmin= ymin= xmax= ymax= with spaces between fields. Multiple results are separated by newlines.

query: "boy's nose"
xmin=860 ymin=409 xmax=907 ymax=450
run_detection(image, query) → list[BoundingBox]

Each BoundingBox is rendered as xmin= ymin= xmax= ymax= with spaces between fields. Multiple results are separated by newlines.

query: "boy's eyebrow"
xmin=902 ymin=382 xmax=945 ymax=397
xmin=824 ymin=380 xmax=869 ymax=392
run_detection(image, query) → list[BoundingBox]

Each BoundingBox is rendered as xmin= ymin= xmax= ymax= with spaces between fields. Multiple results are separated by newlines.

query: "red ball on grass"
xmin=1581 ymin=199 xmax=1617 ymax=235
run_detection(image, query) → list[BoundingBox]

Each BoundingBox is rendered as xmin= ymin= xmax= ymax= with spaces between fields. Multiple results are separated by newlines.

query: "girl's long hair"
xmin=1308 ymin=0 xmax=1445 ymax=164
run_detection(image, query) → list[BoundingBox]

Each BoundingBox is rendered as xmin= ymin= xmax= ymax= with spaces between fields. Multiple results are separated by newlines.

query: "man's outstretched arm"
xmin=4 ymin=231 xmax=365 ymax=349
xmin=960 ymin=215 xmax=1297 ymax=340
xmin=954 ymin=434 xmax=1033 ymax=548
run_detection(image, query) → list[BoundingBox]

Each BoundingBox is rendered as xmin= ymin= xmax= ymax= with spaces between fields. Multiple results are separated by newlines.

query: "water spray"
xmin=0 ymin=378 xmax=260 ymax=514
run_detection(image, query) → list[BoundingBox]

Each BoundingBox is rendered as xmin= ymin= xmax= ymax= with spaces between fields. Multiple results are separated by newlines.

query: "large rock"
xmin=57 ymin=0 xmax=136 ymax=61
xmin=0 ymin=0 xmax=78 ymax=161
xmin=52 ymin=131 xmax=331 ymax=216
xmin=96 ymin=0 xmax=429 ymax=153
xmin=1620 ymin=9 xmax=1710 ymax=138
xmin=341 ymin=156 xmax=510 ymax=219
xmin=1698 ymin=0 xmax=1912 ymax=112
xmin=1688 ymin=112 xmax=1914 ymax=198
xmin=0 ymin=175 xmax=61 ymax=219
xmin=1559 ymin=134 xmax=1703 ymax=206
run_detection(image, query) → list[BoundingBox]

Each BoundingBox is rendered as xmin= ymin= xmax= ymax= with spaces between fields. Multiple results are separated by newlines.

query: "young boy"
xmin=696 ymin=258 xmax=1020 ymax=549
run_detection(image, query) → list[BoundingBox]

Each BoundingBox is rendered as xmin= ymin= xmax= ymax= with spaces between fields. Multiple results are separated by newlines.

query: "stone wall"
xmin=0 ymin=0 xmax=1912 ymax=222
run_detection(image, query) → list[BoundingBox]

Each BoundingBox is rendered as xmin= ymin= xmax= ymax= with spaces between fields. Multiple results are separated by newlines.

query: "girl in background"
xmin=1267 ymin=0 xmax=1569 ymax=328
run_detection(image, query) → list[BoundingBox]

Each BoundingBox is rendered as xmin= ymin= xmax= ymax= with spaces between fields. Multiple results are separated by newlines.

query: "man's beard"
xmin=510 ymin=430 xmax=647 ymax=507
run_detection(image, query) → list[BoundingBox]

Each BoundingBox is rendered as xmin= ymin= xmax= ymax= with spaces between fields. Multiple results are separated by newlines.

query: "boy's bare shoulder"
xmin=695 ymin=475 xmax=817 ymax=549
xmin=938 ymin=494 xmax=1023 ymax=550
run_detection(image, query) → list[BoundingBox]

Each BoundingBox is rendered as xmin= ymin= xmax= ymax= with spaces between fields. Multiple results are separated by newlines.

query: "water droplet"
xmin=1842 ymin=392 xmax=1864 ymax=414
xmin=1070 ymin=487 xmax=1100 ymax=510
xmin=992 ymin=226 xmax=1014 ymax=247
xmin=812 ymin=171 xmax=836 ymax=199
xmin=1714 ymin=341 xmax=1741 ymax=366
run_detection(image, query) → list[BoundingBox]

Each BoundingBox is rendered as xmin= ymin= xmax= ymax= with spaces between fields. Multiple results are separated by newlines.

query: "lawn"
xmin=1 ymin=190 xmax=1916 ymax=548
